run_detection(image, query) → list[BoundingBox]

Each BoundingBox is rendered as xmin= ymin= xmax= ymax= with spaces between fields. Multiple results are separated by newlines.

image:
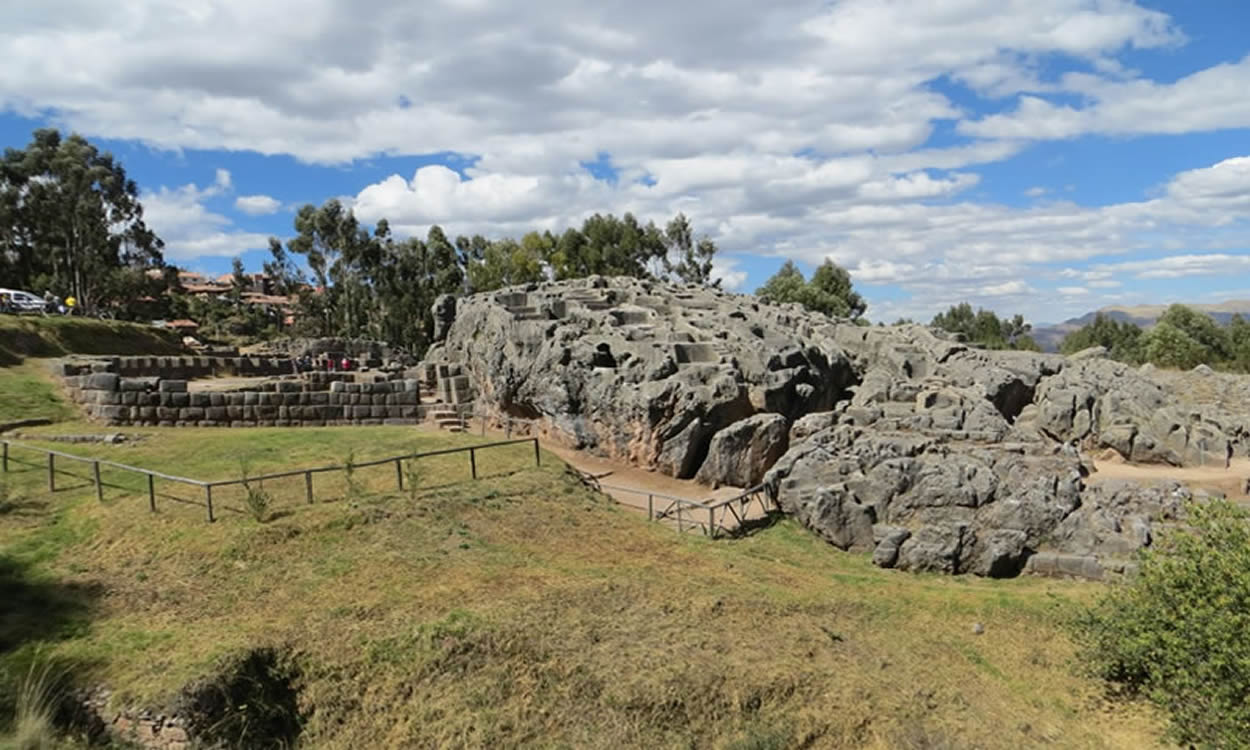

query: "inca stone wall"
xmin=60 ymin=355 xmax=296 ymax=380
xmin=55 ymin=358 xmax=472 ymax=428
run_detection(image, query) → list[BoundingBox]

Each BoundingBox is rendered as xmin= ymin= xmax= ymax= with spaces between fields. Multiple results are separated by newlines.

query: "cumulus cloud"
xmin=142 ymin=173 xmax=270 ymax=261
xmin=961 ymin=56 xmax=1250 ymax=140
xmin=2 ymin=0 xmax=1247 ymax=322
xmin=234 ymin=194 xmax=282 ymax=215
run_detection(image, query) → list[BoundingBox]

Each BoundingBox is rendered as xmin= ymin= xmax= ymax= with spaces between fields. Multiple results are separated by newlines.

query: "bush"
xmin=243 ymin=484 xmax=272 ymax=524
xmin=342 ymin=448 xmax=362 ymax=500
xmin=238 ymin=458 xmax=272 ymax=523
xmin=404 ymin=460 xmax=425 ymax=501
xmin=1072 ymin=500 xmax=1250 ymax=747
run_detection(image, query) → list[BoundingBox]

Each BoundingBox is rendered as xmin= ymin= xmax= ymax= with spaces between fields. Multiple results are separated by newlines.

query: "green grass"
xmin=0 ymin=365 xmax=76 ymax=424
xmin=0 ymin=363 xmax=1167 ymax=748
xmin=0 ymin=314 xmax=181 ymax=366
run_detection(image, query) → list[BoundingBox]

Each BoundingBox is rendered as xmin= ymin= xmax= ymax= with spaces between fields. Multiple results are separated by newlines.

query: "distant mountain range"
xmin=1031 ymin=300 xmax=1250 ymax=352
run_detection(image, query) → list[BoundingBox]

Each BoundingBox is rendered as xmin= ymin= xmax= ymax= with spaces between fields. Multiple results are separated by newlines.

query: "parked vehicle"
xmin=0 ymin=288 xmax=46 ymax=314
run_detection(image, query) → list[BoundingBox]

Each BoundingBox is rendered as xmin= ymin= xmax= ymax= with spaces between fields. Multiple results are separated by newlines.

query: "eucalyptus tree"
xmin=0 ymin=128 xmax=165 ymax=312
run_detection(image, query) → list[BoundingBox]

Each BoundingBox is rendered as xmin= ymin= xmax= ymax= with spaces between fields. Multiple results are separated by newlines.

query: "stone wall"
xmin=59 ymin=355 xmax=296 ymax=380
xmin=60 ymin=372 xmax=472 ymax=428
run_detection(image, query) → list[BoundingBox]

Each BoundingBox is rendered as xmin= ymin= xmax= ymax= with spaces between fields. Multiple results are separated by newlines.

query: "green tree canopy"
xmin=1059 ymin=313 xmax=1143 ymax=362
xmin=1139 ymin=320 xmax=1208 ymax=370
xmin=756 ymin=260 xmax=866 ymax=320
xmin=0 ymin=128 xmax=166 ymax=314
xmin=930 ymin=303 xmax=1037 ymax=350
xmin=666 ymin=212 xmax=719 ymax=287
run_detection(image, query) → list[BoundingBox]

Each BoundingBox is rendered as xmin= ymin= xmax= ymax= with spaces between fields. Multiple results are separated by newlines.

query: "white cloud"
xmin=0 ymin=0 xmax=1184 ymax=167
xmin=711 ymin=256 xmax=747 ymax=291
xmin=961 ymin=55 xmax=1250 ymax=140
xmin=1057 ymin=286 xmax=1089 ymax=296
xmin=1091 ymin=253 xmax=1250 ymax=280
xmin=2 ymin=0 xmax=1247 ymax=323
xmin=143 ymin=175 xmax=270 ymax=261
xmin=234 ymin=194 xmax=282 ymax=215
xmin=1025 ymin=186 xmax=1048 ymax=198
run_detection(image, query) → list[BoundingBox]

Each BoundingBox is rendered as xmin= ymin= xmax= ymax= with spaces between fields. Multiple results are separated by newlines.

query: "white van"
xmin=0 ymin=288 xmax=47 ymax=313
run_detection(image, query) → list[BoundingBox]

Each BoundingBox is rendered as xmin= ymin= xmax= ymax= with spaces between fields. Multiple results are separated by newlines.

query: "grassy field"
xmin=0 ymin=362 xmax=1166 ymax=748
xmin=0 ymin=363 xmax=77 ymax=424
xmin=0 ymin=314 xmax=182 ymax=366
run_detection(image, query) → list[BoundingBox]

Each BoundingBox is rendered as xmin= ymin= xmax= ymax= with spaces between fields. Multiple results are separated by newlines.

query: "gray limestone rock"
xmin=694 ymin=413 xmax=789 ymax=488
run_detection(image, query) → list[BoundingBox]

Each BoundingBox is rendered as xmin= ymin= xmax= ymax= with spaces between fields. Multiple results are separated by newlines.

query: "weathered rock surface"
xmin=427 ymin=276 xmax=857 ymax=480
xmin=430 ymin=276 xmax=1249 ymax=576
xmin=695 ymin=413 xmax=788 ymax=488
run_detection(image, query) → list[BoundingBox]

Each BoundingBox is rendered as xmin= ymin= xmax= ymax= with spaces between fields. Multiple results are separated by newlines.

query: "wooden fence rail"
xmin=1 ymin=437 xmax=540 ymax=523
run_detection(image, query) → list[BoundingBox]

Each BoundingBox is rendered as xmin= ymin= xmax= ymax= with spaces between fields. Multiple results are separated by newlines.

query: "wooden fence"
xmin=469 ymin=411 xmax=782 ymax=538
xmin=574 ymin=469 xmax=778 ymax=539
xmin=1 ymin=437 xmax=540 ymax=523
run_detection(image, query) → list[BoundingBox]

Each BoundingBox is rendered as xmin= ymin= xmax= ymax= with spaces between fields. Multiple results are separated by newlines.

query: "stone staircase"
xmin=429 ymin=406 xmax=466 ymax=433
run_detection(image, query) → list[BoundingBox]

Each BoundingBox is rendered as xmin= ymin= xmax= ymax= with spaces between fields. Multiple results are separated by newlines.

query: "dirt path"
xmin=417 ymin=421 xmax=773 ymax=531
xmin=1088 ymin=456 xmax=1250 ymax=501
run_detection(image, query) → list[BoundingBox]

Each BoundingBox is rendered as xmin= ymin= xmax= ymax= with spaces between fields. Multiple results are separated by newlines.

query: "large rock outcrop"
xmin=430 ymin=277 xmax=1248 ymax=576
xmin=427 ymin=276 xmax=858 ymax=484
xmin=765 ymin=423 xmax=1193 ymax=577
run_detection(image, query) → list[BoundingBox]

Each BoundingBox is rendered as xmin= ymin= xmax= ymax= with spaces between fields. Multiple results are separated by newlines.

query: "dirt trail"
xmin=418 ymin=421 xmax=772 ymax=530
xmin=1088 ymin=456 xmax=1250 ymax=501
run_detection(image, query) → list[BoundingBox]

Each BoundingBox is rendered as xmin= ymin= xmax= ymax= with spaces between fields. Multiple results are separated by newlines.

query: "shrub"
xmin=1072 ymin=500 xmax=1250 ymax=747
xmin=404 ymin=460 xmax=425 ymax=501
xmin=243 ymin=484 xmax=272 ymax=524
xmin=238 ymin=458 xmax=271 ymax=523
xmin=343 ymin=448 xmax=361 ymax=500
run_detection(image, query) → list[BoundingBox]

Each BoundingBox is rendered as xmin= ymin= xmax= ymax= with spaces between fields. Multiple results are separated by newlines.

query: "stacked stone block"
xmin=59 ymin=355 xmax=297 ymax=380
xmin=64 ymin=373 xmax=472 ymax=428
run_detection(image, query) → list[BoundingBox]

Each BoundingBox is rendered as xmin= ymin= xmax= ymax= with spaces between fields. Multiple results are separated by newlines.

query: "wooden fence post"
xmin=469 ymin=447 xmax=477 ymax=480
xmin=93 ymin=461 xmax=103 ymax=503
xmin=395 ymin=458 xmax=404 ymax=490
xmin=2 ymin=441 xmax=7 ymax=473
xmin=47 ymin=453 xmax=55 ymax=491
xmin=205 ymin=485 xmax=215 ymax=522
xmin=305 ymin=471 xmax=314 ymax=504
xmin=708 ymin=506 xmax=716 ymax=539
xmin=647 ymin=494 xmax=654 ymax=521
xmin=147 ymin=473 xmax=156 ymax=512
xmin=533 ymin=438 xmax=541 ymax=467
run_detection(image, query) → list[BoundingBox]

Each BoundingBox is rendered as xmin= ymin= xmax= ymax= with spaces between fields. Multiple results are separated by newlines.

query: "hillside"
xmin=0 ymin=315 xmax=183 ymax=366
xmin=1032 ymin=299 xmax=1250 ymax=351
xmin=0 ymin=364 xmax=1165 ymax=749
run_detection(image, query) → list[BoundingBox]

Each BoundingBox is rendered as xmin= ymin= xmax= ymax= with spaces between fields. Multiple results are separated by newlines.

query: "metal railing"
xmin=1 ymin=437 xmax=540 ymax=523
xmin=467 ymin=411 xmax=782 ymax=538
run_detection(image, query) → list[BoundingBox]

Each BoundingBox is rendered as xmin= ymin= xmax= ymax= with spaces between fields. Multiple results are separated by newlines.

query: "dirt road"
xmin=1088 ymin=456 xmax=1250 ymax=501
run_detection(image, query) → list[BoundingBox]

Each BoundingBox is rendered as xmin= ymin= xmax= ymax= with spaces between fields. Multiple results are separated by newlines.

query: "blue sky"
xmin=2 ymin=0 xmax=1249 ymax=324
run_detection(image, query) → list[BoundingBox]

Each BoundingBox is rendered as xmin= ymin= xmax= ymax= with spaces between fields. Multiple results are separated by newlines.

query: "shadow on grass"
xmin=0 ymin=555 xmax=100 ymax=656
xmin=0 ymin=497 xmax=50 ymax=518
xmin=723 ymin=510 xmax=788 ymax=539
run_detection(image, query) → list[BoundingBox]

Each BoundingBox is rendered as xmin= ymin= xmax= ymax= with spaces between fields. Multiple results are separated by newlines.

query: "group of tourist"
xmin=294 ymin=354 xmax=357 ymax=373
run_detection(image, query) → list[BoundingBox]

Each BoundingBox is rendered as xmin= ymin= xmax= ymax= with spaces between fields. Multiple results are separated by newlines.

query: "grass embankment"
xmin=0 ymin=363 xmax=76 ymax=424
xmin=0 ymin=314 xmax=182 ymax=366
xmin=0 ymin=367 xmax=1164 ymax=748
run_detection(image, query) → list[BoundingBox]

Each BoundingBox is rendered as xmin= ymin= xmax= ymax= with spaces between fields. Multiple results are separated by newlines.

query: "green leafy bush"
xmin=1072 ymin=500 xmax=1250 ymax=747
xmin=238 ymin=458 xmax=272 ymax=523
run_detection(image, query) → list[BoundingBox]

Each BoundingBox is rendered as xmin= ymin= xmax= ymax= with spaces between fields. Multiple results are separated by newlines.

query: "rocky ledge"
xmin=429 ymin=276 xmax=1247 ymax=576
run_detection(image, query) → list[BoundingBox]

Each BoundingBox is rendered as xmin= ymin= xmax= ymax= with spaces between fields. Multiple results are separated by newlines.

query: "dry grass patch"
xmin=0 ymin=419 xmax=1167 ymax=748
